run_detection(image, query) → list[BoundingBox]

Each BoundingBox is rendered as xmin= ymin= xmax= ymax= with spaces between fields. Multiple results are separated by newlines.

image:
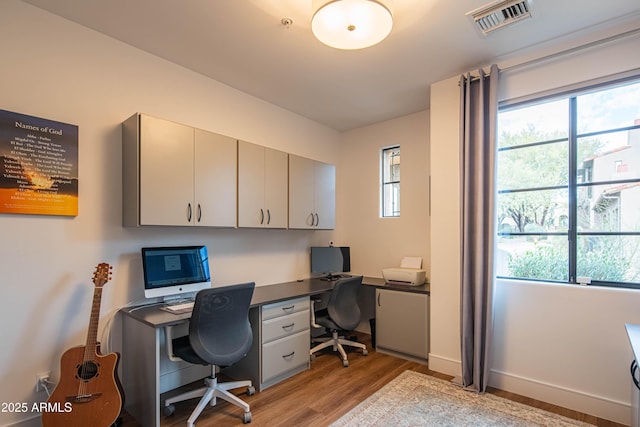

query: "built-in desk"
xmin=120 ymin=276 xmax=428 ymax=427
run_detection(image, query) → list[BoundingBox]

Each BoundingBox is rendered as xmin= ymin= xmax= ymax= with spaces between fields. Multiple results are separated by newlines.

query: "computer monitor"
xmin=141 ymin=245 xmax=211 ymax=301
xmin=310 ymin=246 xmax=350 ymax=281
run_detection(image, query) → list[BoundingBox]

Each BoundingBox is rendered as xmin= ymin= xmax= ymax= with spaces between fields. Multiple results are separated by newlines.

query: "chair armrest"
xmin=164 ymin=325 xmax=183 ymax=362
xmin=310 ymin=299 xmax=322 ymax=329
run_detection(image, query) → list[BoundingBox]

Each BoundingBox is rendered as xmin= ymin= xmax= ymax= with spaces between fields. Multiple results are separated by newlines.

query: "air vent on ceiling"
xmin=466 ymin=0 xmax=532 ymax=36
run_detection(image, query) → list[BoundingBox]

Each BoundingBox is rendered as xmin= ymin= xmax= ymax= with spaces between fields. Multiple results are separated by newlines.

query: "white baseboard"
xmin=489 ymin=369 xmax=630 ymax=425
xmin=427 ymin=353 xmax=461 ymax=377
xmin=425 ymin=356 xmax=629 ymax=425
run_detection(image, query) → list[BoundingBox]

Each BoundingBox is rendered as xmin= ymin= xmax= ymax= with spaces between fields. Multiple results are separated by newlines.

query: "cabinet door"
xmin=288 ymin=155 xmax=316 ymax=229
xmin=313 ymin=161 xmax=335 ymax=229
xmin=376 ymin=289 xmax=429 ymax=359
xmin=263 ymin=148 xmax=288 ymax=228
xmin=238 ymin=141 xmax=266 ymax=227
xmin=139 ymin=115 xmax=194 ymax=225
xmin=194 ymin=129 xmax=237 ymax=227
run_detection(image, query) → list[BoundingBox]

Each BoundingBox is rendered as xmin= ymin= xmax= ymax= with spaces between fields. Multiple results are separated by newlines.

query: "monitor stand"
xmin=320 ymin=274 xmax=349 ymax=281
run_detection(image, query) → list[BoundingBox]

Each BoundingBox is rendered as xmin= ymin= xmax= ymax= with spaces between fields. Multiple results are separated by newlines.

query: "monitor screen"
xmin=310 ymin=246 xmax=350 ymax=279
xmin=141 ymin=245 xmax=211 ymax=300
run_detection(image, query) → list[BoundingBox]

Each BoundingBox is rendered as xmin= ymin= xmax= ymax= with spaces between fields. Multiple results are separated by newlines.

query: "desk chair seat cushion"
xmin=181 ymin=283 xmax=254 ymax=367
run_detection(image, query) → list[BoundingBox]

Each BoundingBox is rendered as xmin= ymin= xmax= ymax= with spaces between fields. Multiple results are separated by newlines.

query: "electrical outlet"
xmin=36 ymin=371 xmax=50 ymax=392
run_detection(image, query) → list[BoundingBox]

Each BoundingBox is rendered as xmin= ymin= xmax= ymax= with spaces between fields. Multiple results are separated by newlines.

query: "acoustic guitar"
xmin=42 ymin=263 xmax=123 ymax=427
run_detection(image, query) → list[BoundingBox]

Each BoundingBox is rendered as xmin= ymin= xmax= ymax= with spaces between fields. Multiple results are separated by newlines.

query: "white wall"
xmin=0 ymin=2 xmax=340 ymax=426
xmin=338 ymin=112 xmax=430 ymax=328
xmin=429 ymin=25 xmax=640 ymax=424
xmin=338 ymin=111 xmax=430 ymax=276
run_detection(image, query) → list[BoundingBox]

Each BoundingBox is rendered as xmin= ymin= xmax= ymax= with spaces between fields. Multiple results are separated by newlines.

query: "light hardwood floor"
xmin=120 ymin=332 xmax=626 ymax=427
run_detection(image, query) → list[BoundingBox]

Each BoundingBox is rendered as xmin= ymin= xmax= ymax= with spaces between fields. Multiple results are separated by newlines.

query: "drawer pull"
xmin=281 ymin=305 xmax=295 ymax=313
xmin=282 ymin=323 xmax=295 ymax=331
xmin=282 ymin=351 xmax=295 ymax=360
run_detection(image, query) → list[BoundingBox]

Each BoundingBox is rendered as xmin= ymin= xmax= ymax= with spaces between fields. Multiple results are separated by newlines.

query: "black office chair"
xmin=164 ymin=282 xmax=256 ymax=425
xmin=310 ymin=275 xmax=368 ymax=367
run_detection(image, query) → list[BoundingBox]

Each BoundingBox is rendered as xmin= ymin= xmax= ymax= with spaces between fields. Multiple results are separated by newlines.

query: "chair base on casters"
xmin=310 ymin=330 xmax=368 ymax=367
xmin=164 ymin=366 xmax=255 ymax=425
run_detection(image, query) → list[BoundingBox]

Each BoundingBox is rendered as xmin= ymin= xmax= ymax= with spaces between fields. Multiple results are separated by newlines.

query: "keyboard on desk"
xmin=161 ymin=301 xmax=194 ymax=314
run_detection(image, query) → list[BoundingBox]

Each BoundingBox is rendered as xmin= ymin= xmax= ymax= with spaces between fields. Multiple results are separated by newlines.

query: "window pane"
xmin=578 ymin=183 xmax=640 ymax=232
xmin=498 ymin=141 xmax=568 ymax=190
xmin=498 ymin=99 xmax=569 ymax=149
xmin=577 ymin=235 xmax=640 ymax=283
xmin=578 ymin=130 xmax=640 ymax=183
xmin=496 ymin=235 xmax=568 ymax=281
xmin=497 ymin=188 xmax=569 ymax=233
xmin=577 ymin=81 xmax=640 ymax=134
xmin=383 ymin=182 xmax=400 ymax=217
xmin=383 ymin=147 xmax=400 ymax=183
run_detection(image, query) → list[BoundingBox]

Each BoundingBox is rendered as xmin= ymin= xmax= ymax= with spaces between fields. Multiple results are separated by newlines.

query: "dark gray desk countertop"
xmin=361 ymin=276 xmax=430 ymax=294
xmin=121 ymin=276 xmax=429 ymax=328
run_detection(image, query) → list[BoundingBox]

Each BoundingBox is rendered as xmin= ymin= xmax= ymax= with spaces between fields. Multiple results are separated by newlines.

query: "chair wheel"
xmin=343 ymin=359 xmax=349 ymax=367
xmin=247 ymin=385 xmax=256 ymax=396
xmin=243 ymin=411 xmax=252 ymax=423
xmin=363 ymin=349 xmax=368 ymax=356
xmin=163 ymin=404 xmax=175 ymax=417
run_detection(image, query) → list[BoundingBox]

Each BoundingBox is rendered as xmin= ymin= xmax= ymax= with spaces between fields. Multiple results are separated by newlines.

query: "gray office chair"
xmin=310 ymin=275 xmax=368 ymax=367
xmin=164 ymin=282 xmax=256 ymax=425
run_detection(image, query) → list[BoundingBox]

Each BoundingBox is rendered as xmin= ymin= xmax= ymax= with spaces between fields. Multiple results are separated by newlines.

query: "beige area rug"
xmin=330 ymin=370 xmax=591 ymax=426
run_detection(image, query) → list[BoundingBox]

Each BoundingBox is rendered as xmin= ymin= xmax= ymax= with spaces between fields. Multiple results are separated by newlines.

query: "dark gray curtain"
xmin=459 ymin=64 xmax=499 ymax=393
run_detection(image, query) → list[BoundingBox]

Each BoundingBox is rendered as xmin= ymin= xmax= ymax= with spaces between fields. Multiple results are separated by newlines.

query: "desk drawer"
xmin=262 ymin=330 xmax=309 ymax=383
xmin=262 ymin=296 xmax=309 ymax=321
xmin=262 ymin=309 xmax=309 ymax=343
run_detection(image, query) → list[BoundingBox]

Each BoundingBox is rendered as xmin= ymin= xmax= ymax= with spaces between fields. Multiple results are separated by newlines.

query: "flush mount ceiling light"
xmin=311 ymin=0 xmax=393 ymax=50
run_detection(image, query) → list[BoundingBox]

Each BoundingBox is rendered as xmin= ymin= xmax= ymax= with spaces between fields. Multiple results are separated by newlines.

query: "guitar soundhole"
xmin=76 ymin=361 xmax=100 ymax=381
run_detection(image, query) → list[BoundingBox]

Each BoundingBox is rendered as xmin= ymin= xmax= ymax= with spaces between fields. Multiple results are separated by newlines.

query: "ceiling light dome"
xmin=312 ymin=0 xmax=393 ymax=50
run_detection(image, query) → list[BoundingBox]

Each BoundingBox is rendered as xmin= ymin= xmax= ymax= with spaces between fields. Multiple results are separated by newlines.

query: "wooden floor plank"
xmin=118 ymin=333 xmax=625 ymax=427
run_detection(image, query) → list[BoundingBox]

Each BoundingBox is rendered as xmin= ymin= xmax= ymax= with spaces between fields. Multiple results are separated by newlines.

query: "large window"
xmin=381 ymin=146 xmax=400 ymax=217
xmin=496 ymin=78 xmax=640 ymax=288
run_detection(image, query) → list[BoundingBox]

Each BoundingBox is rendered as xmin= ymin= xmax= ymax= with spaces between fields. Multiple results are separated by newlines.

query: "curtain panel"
xmin=459 ymin=64 xmax=499 ymax=392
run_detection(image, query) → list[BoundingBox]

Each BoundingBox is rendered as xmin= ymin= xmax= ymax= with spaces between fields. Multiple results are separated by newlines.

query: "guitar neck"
xmin=84 ymin=286 xmax=104 ymax=358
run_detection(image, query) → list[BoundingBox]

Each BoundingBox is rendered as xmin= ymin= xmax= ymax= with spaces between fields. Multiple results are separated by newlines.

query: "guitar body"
xmin=43 ymin=263 xmax=122 ymax=427
xmin=42 ymin=345 xmax=122 ymax=427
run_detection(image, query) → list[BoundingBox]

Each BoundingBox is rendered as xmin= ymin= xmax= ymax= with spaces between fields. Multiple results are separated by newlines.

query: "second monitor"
xmin=310 ymin=246 xmax=350 ymax=281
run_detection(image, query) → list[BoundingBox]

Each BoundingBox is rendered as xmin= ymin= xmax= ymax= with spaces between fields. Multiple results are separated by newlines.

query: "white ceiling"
xmin=20 ymin=0 xmax=640 ymax=131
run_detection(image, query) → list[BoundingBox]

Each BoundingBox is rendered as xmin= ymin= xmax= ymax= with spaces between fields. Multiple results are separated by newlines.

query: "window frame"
xmin=496 ymin=75 xmax=640 ymax=289
xmin=381 ymin=145 xmax=400 ymax=218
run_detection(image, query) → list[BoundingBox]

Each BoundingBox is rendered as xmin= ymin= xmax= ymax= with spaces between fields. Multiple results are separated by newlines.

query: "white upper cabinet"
xmin=122 ymin=113 xmax=237 ymax=227
xmin=237 ymin=141 xmax=288 ymax=228
xmin=193 ymin=129 xmax=237 ymax=227
xmin=288 ymin=155 xmax=335 ymax=229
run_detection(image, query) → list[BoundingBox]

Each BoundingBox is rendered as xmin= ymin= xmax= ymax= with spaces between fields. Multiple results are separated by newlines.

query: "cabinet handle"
xmin=187 ymin=203 xmax=192 ymax=222
xmin=197 ymin=204 xmax=202 ymax=222
xmin=260 ymin=208 xmax=264 ymax=225
xmin=267 ymin=209 xmax=271 ymax=225
xmin=282 ymin=351 xmax=295 ymax=360
xmin=314 ymin=213 xmax=319 ymax=227
xmin=281 ymin=305 xmax=295 ymax=313
xmin=282 ymin=323 xmax=295 ymax=331
xmin=377 ymin=293 xmax=381 ymax=307
xmin=309 ymin=213 xmax=315 ymax=226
